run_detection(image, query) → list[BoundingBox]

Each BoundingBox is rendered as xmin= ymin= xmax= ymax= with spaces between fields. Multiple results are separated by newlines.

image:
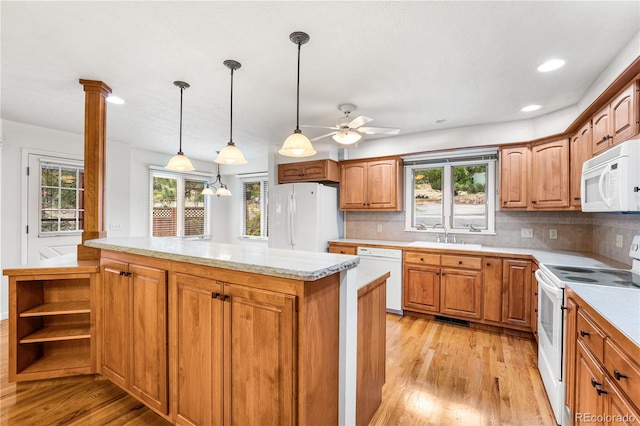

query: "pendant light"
xmin=202 ymin=154 xmax=232 ymax=197
xmin=165 ymin=81 xmax=195 ymax=171
xmin=215 ymin=60 xmax=248 ymax=165
xmin=279 ymin=31 xmax=316 ymax=158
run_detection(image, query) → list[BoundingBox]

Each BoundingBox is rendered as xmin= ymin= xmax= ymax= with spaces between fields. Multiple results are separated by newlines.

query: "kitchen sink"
xmin=407 ymin=241 xmax=482 ymax=250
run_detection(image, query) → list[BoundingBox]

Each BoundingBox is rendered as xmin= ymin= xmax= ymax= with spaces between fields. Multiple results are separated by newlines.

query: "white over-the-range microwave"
xmin=581 ymin=139 xmax=640 ymax=212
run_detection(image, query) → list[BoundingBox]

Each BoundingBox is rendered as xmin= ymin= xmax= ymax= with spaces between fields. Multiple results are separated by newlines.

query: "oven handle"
xmin=535 ymin=269 xmax=564 ymax=299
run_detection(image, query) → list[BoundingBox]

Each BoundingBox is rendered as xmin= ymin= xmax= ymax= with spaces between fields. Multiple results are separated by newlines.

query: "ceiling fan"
xmin=302 ymin=104 xmax=400 ymax=145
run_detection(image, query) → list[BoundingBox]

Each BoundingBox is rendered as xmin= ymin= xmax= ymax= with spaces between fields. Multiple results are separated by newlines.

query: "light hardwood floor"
xmin=1 ymin=315 xmax=556 ymax=425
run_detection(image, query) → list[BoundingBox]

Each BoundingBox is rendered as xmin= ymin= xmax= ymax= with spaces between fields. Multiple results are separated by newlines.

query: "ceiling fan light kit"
xmin=332 ymin=129 xmax=361 ymax=145
xmin=279 ymin=31 xmax=317 ymax=158
xmin=216 ymin=59 xmax=248 ymax=165
xmin=165 ymin=81 xmax=196 ymax=172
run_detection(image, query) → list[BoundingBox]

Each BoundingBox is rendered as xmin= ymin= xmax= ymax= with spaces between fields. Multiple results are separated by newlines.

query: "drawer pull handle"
xmin=614 ymin=369 xmax=628 ymax=380
xmin=212 ymin=292 xmax=221 ymax=299
xmin=580 ymin=330 xmax=590 ymax=337
xmin=420 ymin=258 xmax=424 ymax=261
xmin=591 ymin=377 xmax=602 ymax=388
xmin=596 ymin=386 xmax=608 ymax=396
xmin=458 ymin=260 xmax=463 ymax=265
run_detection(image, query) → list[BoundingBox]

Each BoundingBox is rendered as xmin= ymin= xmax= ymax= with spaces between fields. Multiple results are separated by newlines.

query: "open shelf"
xmin=20 ymin=300 xmax=91 ymax=317
xmin=20 ymin=324 xmax=91 ymax=344
xmin=19 ymin=348 xmax=92 ymax=376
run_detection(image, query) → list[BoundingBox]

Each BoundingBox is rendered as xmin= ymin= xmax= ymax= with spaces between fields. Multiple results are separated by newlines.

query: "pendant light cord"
xmin=178 ymin=85 xmax=184 ymax=154
xmin=229 ymin=67 xmax=234 ymax=143
xmin=295 ymin=41 xmax=301 ymax=131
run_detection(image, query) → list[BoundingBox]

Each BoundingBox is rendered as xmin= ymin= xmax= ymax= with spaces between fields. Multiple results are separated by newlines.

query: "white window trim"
xmin=404 ymin=157 xmax=496 ymax=236
xmin=238 ymin=173 xmax=268 ymax=240
xmin=148 ymin=166 xmax=213 ymax=238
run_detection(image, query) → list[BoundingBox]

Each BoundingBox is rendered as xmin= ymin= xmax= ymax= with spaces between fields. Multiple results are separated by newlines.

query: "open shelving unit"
xmin=5 ymin=261 xmax=99 ymax=382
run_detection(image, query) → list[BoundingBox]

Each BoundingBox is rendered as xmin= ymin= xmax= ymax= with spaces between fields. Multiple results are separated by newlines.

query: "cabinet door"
xmin=592 ymin=104 xmax=612 ymax=156
xmin=367 ymin=159 xmax=399 ymax=209
xmin=175 ymin=273 xmax=223 ymax=426
xmin=101 ymin=259 xmax=131 ymax=389
xmin=340 ymin=162 xmax=367 ymax=209
xmin=130 ymin=263 xmax=168 ymax=414
xmin=575 ymin=341 xmax=606 ymax=425
xmin=403 ymin=265 xmax=440 ymax=313
xmin=604 ymin=376 xmax=640 ymax=426
xmin=531 ymin=139 xmax=570 ymax=209
xmin=482 ymin=258 xmax=503 ymax=323
xmin=502 ymin=260 xmax=532 ymax=328
xmin=571 ymin=123 xmax=592 ymax=207
xmin=224 ymin=284 xmax=296 ymax=426
xmin=612 ymin=82 xmax=638 ymax=145
xmin=278 ymin=163 xmax=305 ymax=183
xmin=564 ymin=297 xmax=578 ymax=414
xmin=500 ymin=146 xmax=529 ymax=209
xmin=440 ymin=268 xmax=482 ymax=319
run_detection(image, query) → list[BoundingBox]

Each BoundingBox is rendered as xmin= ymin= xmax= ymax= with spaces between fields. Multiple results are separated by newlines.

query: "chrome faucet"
xmin=432 ymin=223 xmax=448 ymax=243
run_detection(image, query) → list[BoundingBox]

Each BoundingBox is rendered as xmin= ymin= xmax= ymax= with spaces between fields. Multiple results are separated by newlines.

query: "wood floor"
xmin=1 ymin=315 xmax=556 ymax=425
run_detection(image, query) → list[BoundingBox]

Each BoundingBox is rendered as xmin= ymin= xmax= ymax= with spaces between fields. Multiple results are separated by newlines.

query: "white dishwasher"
xmin=357 ymin=247 xmax=403 ymax=314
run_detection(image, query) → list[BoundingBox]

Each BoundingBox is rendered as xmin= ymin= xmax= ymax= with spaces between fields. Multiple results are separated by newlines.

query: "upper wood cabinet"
xmin=278 ymin=159 xmax=340 ymax=184
xmin=530 ymin=138 xmax=570 ymax=209
xmin=592 ymin=80 xmax=639 ymax=156
xmin=570 ymin=122 xmax=592 ymax=208
xmin=340 ymin=157 xmax=403 ymax=211
xmin=500 ymin=138 xmax=570 ymax=210
xmin=500 ymin=145 xmax=529 ymax=209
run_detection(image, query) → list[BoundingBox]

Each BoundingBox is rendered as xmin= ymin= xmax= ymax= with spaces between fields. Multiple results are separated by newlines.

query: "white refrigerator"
xmin=268 ymin=182 xmax=343 ymax=252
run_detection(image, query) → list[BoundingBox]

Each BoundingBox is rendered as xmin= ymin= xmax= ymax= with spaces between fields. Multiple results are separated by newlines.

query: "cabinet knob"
xmin=531 ymin=200 xmax=537 ymax=204
xmin=601 ymin=136 xmax=608 ymax=142
xmin=458 ymin=260 xmax=463 ymax=265
xmin=220 ymin=295 xmax=230 ymax=301
xmin=580 ymin=330 xmax=590 ymax=337
xmin=574 ymin=197 xmax=581 ymax=201
xmin=212 ymin=292 xmax=221 ymax=299
xmin=534 ymin=308 xmax=538 ymax=313
xmin=486 ymin=262 xmax=491 ymax=266
xmin=614 ymin=369 xmax=628 ymax=380
xmin=420 ymin=257 xmax=424 ymax=261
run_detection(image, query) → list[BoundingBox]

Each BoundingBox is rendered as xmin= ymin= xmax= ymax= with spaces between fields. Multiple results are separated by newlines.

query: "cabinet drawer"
xmin=329 ymin=245 xmax=357 ymax=255
xmin=441 ymin=255 xmax=481 ymax=270
xmin=577 ymin=310 xmax=605 ymax=361
xmin=604 ymin=339 xmax=640 ymax=404
xmin=404 ymin=252 xmax=440 ymax=266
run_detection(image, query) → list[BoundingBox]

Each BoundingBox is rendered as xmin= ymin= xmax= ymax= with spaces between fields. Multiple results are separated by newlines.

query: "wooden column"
xmin=77 ymin=79 xmax=111 ymax=260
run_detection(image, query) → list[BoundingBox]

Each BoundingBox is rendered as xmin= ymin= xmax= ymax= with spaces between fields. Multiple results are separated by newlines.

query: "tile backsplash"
xmin=344 ymin=211 xmax=640 ymax=266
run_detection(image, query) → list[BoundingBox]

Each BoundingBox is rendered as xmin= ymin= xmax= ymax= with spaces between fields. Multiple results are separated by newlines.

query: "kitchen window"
xmin=404 ymin=149 xmax=497 ymax=235
xmin=39 ymin=161 xmax=85 ymax=235
xmin=240 ymin=174 xmax=268 ymax=239
xmin=149 ymin=168 xmax=211 ymax=238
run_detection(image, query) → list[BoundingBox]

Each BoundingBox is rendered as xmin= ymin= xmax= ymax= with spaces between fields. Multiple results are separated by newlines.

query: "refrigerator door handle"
xmin=291 ymin=193 xmax=297 ymax=247
xmin=287 ymin=193 xmax=293 ymax=247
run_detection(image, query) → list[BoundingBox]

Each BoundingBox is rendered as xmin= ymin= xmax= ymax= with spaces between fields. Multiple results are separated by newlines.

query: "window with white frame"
xmin=240 ymin=174 xmax=268 ymax=238
xmin=149 ymin=168 xmax=211 ymax=238
xmin=404 ymin=149 xmax=497 ymax=235
xmin=39 ymin=161 xmax=84 ymax=235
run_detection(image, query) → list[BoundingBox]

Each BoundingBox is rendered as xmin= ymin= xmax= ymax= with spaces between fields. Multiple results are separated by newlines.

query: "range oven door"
xmin=535 ymin=269 xmax=565 ymax=425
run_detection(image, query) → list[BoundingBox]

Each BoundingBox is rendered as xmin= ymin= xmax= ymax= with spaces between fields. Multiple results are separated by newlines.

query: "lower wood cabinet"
xmin=173 ymin=272 xmax=296 ymax=426
xmin=403 ymin=264 xmax=440 ymax=313
xmin=502 ymin=259 xmax=532 ymax=328
xmin=440 ymin=268 xmax=482 ymax=319
xmin=101 ymin=255 xmax=169 ymax=415
xmin=574 ymin=340 xmax=606 ymax=423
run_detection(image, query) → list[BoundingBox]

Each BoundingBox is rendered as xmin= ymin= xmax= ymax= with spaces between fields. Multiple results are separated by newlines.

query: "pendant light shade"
xmin=332 ymin=129 xmax=362 ymax=145
xmin=279 ymin=31 xmax=316 ymax=158
xmin=216 ymin=60 xmax=248 ymax=165
xmin=166 ymin=81 xmax=195 ymax=171
xmin=202 ymin=158 xmax=232 ymax=197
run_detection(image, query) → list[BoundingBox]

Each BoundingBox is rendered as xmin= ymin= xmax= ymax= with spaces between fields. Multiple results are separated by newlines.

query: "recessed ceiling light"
xmin=537 ymin=59 xmax=565 ymax=72
xmin=521 ymin=104 xmax=541 ymax=112
xmin=435 ymin=119 xmax=447 ymax=124
xmin=106 ymin=95 xmax=125 ymax=105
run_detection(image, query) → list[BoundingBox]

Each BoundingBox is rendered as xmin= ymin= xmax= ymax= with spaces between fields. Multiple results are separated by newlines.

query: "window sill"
xmin=404 ymin=228 xmax=496 ymax=236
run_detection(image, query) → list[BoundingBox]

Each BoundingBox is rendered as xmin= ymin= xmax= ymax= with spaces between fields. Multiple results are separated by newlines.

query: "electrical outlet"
xmin=616 ymin=234 xmax=623 ymax=248
xmin=549 ymin=229 xmax=558 ymax=240
xmin=521 ymin=228 xmax=533 ymax=238
xmin=109 ymin=223 xmax=122 ymax=231
xmin=377 ymin=224 xmax=382 ymax=232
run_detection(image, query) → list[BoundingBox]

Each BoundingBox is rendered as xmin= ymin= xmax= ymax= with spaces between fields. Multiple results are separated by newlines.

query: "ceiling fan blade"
xmin=348 ymin=115 xmax=373 ymax=129
xmin=300 ymin=124 xmax=339 ymax=130
xmin=357 ymin=126 xmax=400 ymax=135
xmin=311 ymin=131 xmax=337 ymax=142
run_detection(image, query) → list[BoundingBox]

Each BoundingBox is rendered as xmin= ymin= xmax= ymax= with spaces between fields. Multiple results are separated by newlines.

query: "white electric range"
xmin=535 ymin=234 xmax=640 ymax=425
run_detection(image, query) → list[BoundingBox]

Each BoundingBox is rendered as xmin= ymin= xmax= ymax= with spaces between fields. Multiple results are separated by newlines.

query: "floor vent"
xmin=434 ymin=315 xmax=469 ymax=327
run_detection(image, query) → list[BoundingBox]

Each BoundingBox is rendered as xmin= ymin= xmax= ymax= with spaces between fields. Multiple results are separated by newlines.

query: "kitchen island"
xmin=4 ymin=237 xmax=388 ymax=426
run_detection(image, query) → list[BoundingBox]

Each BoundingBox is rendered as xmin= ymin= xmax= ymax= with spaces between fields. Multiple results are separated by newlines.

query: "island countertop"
xmin=85 ymin=237 xmax=359 ymax=281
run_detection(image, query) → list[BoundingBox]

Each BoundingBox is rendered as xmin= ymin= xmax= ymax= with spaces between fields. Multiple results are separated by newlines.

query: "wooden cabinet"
xmin=440 ymin=267 xmax=482 ymax=319
xmin=403 ymin=264 xmax=441 ymax=313
xmin=531 ymin=139 xmax=570 ymax=209
xmin=340 ymin=157 xmax=403 ymax=211
xmin=500 ymin=145 xmax=529 ymax=209
xmin=502 ymin=260 xmax=531 ymax=328
xmin=592 ymin=81 xmax=639 ymax=156
xmin=565 ymin=288 xmax=640 ymax=425
xmin=278 ymin=159 xmax=339 ymax=184
xmin=570 ymin=122 xmax=592 ymax=208
xmin=101 ymin=255 xmax=168 ymax=415
xmin=328 ymin=243 xmax=358 ymax=255
xmin=5 ymin=264 xmax=98 ymax=382
xmin=482 ymin=257 xmax=503 ymax=324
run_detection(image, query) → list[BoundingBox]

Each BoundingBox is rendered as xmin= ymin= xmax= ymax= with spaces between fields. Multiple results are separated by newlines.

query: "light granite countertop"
xmin=85 ymin=237 xmax=359 ymax=281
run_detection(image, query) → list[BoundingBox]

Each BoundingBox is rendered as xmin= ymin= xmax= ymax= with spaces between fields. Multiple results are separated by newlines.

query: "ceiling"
xmin=2 ymin=1 xmax=639 ymax=165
